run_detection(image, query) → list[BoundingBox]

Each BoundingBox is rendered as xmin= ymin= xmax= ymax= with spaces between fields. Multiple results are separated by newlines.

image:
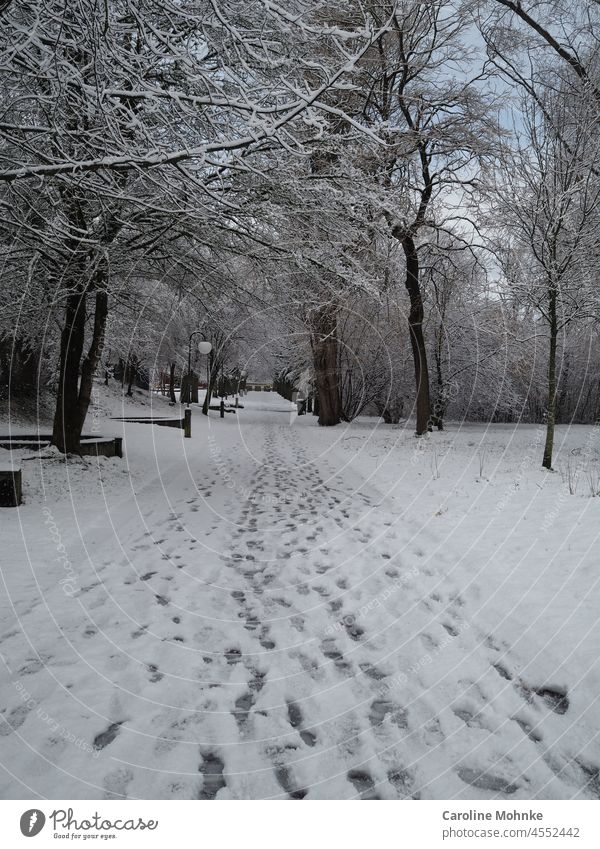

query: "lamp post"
xmin=186 ymin=331 xmax=212 ymax=409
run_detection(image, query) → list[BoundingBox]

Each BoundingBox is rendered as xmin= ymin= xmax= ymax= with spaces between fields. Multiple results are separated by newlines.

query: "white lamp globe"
xmin=198 ymin=340 xmax=212 ymax=355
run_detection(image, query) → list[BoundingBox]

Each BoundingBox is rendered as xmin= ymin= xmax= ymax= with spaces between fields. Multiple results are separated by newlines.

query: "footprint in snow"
xmin=456 ymin=766 xmax=519 ymax=795
xmin=535 ymin=686 xmax=569 ymax=715
xmin=320 ymin=639 xmax=352 ymax=673
xmin=103 ymin=767 xmax=133 ymax=800
xmin=388 ymin=767 xmax=420 ymax=799
xmin=295 ymin=652 xmax=321 ymax=679
xmin=423 ymin=716 xmax=444 ymax=744
xmin=290 ymin=616 xmax=305 ymax=632
xmin=576 ymin=760 xmax=600 ymax=799
xmin=225 ymin=648 xmax=242 ymax=665
xmin=453 ymin=705 xmax=488 ymax=730
xmin=420 ymin=633 xmax=439 ymax=651
xmin=359 ymin=662 xmax=387 ymax=681
xmin=369 ymin=699 xmax=408 ymax=729
xmin=18 ymin=657 xmax=50 ymax=676
xmin=347 ymin=770 xmax=379 ymax=800
xmin=342 ymin=617 xmax=364 ymax=641
xmin=259 ymin=629 xmax=276 ymax=650
xmin=93 ymin=721 xmax=124 ymax=751
xmin=275 ymin=765 xmax=307 ymax=799
xmin=287 ymin=701 xmax=317 ymax=747
xmin=0 ymin=704 xmax=31 ymax=736
xmin=233 ymin=692 xmax=255 ymax=729
xmin=198 ymin=752 xmax=226 ymax=800
xmin=244 ymin=612 xmax=260 ymax=632
xmin=492 ymin=662 xmax=512 ymax=681
xmin=513 ymin=715 xmax=543 ymax=743
xmin=247 ymin=668 xmax=266 ymax=693
xmin=147 ymin=663 xmax=163 ymax=682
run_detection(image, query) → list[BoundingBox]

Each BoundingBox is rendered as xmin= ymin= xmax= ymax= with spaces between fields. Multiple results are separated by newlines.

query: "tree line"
xmin=1 ymin=1 xmax=599 ymax=469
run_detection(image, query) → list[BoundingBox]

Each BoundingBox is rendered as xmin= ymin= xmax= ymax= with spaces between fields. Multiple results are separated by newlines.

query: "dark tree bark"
xmin=180 ymin=373 xmax=191 ymax=405
xmin=542 ymin=285 xmax=558 ymax=470
xmin=402 ymin=236 xmax=431 ymax=435
xmin=311 ymin=304 xmax=341 ymax=426
xmin=52 ymin=282 xmax=88 ymax=454
xmin=169 ymin=362 xmax=177 ymax=403
xmin=0 ymin=337 xmax=39 ymax=397
xmin=126 ymin=357 xmax=135 ymax=397
xmin=52 ymin=279 xmax=109 ymax=454
xmin=77 ymin=288 xmax=108 ymax=434
xmin=431 ymin=327 xmax=446 ymax=431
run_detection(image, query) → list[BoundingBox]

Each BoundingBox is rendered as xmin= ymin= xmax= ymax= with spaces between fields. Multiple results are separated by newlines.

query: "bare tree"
xmin=491 ymin=99 xmax=600 ymax=468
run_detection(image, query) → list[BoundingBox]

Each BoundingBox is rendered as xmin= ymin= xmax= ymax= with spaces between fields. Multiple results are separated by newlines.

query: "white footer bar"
xmin=1 ymin=800 xmax=598 ymax=848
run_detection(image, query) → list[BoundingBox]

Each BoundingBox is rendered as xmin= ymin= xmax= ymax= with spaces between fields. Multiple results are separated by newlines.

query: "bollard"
xmin=220 ymin=399 xmax=225 ymax=419
xmin=184 ymin=408 xmax=192 ymax=438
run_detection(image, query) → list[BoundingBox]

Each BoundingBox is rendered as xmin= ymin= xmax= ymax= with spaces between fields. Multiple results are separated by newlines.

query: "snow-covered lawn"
xmin=1 ymin=389 xmax=600 ymax=799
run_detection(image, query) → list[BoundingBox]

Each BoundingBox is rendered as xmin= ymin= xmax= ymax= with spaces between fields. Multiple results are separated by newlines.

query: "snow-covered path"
xmin=2 ymin=392 xmax=600 ymax=799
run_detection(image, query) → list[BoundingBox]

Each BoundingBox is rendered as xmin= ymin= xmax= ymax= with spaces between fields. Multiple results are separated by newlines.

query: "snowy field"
xmin=1 ymin=388 xmax=600 ymax=800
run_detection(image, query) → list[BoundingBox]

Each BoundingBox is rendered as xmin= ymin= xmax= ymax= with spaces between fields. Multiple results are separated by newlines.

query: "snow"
xmin=1 ymin=387 xmax=600 ymax=800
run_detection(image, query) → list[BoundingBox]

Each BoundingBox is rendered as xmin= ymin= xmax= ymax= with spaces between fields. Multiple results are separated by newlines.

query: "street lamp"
xmin=186 ymin=331 xmax=212 ymax=408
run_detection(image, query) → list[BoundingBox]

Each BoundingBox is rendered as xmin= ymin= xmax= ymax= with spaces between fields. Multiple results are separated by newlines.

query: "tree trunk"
xmin=312 ymin=304 xmax=341 ymax=426
xmin=542 ymin=286 xmax=558 ymax=470
xmin=180 ymin=373 xmax=191 ymax=405
xmin=52 ymin=284 xmax=88 ymax=454
xmin=126 ymin=357 xmax=136 ymax=396
xmin=169 ymin=362 xmax=177 ymax=403
xmin=77 ymin=288 xmax=108 ymax=435
xmin=432 ymin=331 xmax=445 ymax=431
xmin=402 ymin=235 xmax=431 ymax=435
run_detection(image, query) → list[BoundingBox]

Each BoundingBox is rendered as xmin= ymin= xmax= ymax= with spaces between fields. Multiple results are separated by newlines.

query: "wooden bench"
xmin=112 ymin=409 xmax=192 ymax=438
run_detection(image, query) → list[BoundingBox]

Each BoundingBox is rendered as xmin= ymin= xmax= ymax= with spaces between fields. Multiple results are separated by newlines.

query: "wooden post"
xmin=0 ymin=466 xmax=22 ymax=507
xmin=184 ymin=409 xmax=192 ymax=438
xmin=220 ymin=399 xmax=225 ymax=419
